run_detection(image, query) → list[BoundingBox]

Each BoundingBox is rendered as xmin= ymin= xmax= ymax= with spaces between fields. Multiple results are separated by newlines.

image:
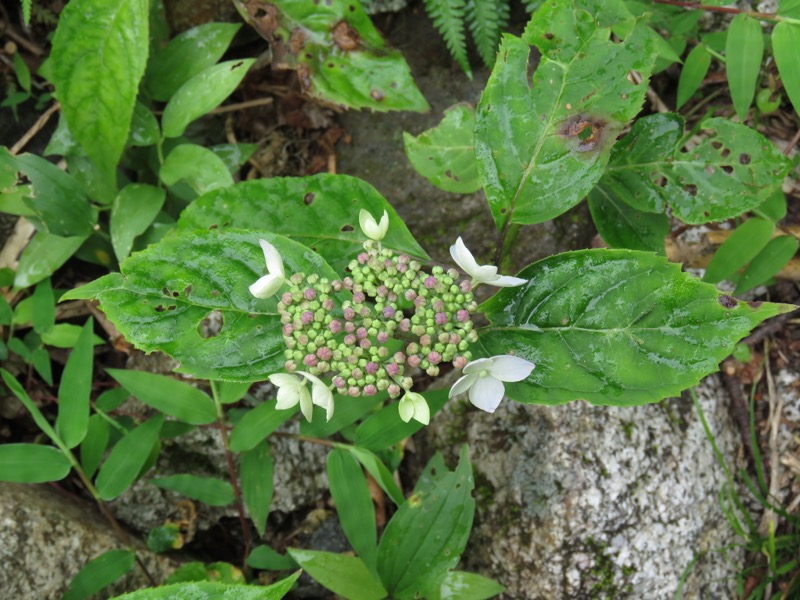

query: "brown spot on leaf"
xmin=297 ymin=63 xmax=312 ymax=92
xmin=245 ymin=1 xmax=280 ymax=38
xmin=719 ymin=295 xmax=737 ymax=309
xmin=560 ymin=115 xmax=607 ymax=152
xmin=739 ymin=153 xmax=751 ymax=165
xmin=333 ymin=21 xmax=361 ymax=51
xmin=304 ymin=193 xmax=315 ymax=205
xmin=289 ymin=28 xmax=306 ymax=53
xmin=748 ymin=300 xmax=763 ymax=308
xmin=341 ymin=224 xmax=354 ymax=232
xmin=543 ymin=32 xmax=554 ymax=40
xmin=370 ymin=89 xmax=385 ymax=101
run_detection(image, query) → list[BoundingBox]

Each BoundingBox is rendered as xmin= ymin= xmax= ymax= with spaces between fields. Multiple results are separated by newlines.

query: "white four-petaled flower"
xmin=359 ymin=209 xmax=389 ymax=242
xmin=449 ymin=356 xmax=535 ymax=413
xmin=269 ymin=371 xmax=335 ymax=422
xmin=249 ymin=239 xmax=286 ymax=299
xmin=449 ymin=237 xmax=526 ymax=288
xmin=398 ymin=391 xmax=430 ymax=425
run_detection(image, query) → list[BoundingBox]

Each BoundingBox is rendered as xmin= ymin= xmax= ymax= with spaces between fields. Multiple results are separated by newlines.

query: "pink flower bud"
xmin=428 ymin=351 xmax=442 ymax=364
xmin=353 ymin=291 xmax=366 ymax=304
xmin=348 ymin=386 xmax=361 ymax=397
xmin=282 ymin=292 xmax=293 ymax=304
xmin=284 ymin=360 xmax=297 ymax=372
xmin=407 ymin=355 xmax=421 ymax=368
xmin=317 ymin=347 xmax=332 ymax=361
xmin=333 ymin=376 xmax=346 ymax=388
xmin=435 ymin=312 xmax=448 ymax=325
xmin=383 ymin=306 xmax=396 ymax=319
xmin=329 ymin=320 xmax=343 ymax=334
xmin=343 ymin=307 xmax=356 ymax=321
xmin=332 ymin=280 xmax=343 ymax=292
xmin=304 ymin=288 xmax=316 ymax=300
xmin=388 ymin=384 xmax=401 ymax=398
xmin=344 ymin=334 xmax=356 ymax=346
xmin=357 ymin=327 xmax=368 ymax=339
xmin=365 ymin=362 xmax=379 ymax=375
xmin=394 ymin=352 xmax=406 ymax=364
xmin=345 ymin=322 xmax=356 ymax=333
xmin=303 ymin=354 xmax=318 ymax=367
xmin=414 ymin=296 xmax=426 ymax=308
xmin=386 ymin=363 xmax=400 ymax=376
xmin=453 ymin=355 xmax=468 ymax=369
xmin=460 ymin=280 xmax=472 ymax=293
xmin=364 ymin=384 xmax=377 ymax=396
xmin=301 ymin=311 xmax=314 ymax=325
xmin=322 ymin=298 xmax=334 ymax=311
xmin=360 ymin=307 xmax=371 ymax=317
xmin=359 ymin=339 xmax=372 ymax=349
xmin=358 ymin=252 xmax=369 ymax=264
xmin=377 ymin=331 xmax=389 ymax=343
xmin=433 ymin=299 xmax=445 ymax=311
xmin=399 ymin=319 xmax=411 ymax=332
xmin=456 ymin=309 xmax=470 ymax=322
xmin=282 ymin=324 xmax=294 ymax=336
xmin=377 ymin=285 xmax=388 ymax=297
xmin=419 ymin=334 xmax=432 ymax=347
xmin=424 ymin=276 xmax=438 ymax=289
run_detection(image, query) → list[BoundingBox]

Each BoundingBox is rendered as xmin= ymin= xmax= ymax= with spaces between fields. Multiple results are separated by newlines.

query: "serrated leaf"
xmin=703 ymin=218 xmax=775 ymax=284
xmin=111 ymin=184 xmax=167 ymax=262
xmin=95 ymin=414 xmax=164 ymax=500
xmin=474 ymin=2 xmax=655 ymax=226
xmin=145 ymin=23 xmax=242 ymax=102
xmin=50 ymin=0 xmax=149 ymax=188
xmin=177 ymin=174 xmax=428 ymax=272
xmin=162 ymin=59 xmax=254 ymax=138
xmin=56 ymin=318 xmax=95 ymax=448
xmin=377 ymin=445 xmax=474 ymax=599
xmin=152 ymin=474 xmax=234 ymax=506
xmin=600 ymin=114 xmax=791 ymax=223
xmin=735 ymin=235 xmax=799 ymax=294
xmin=62 ymin=230 xmax=341 ymax=381
xmin=0 ymin=444 xmax=71 ymax=483
xmin=479 ymin=249 xmax=795 ymax=406
xmin=110 ymin=572 xmax=301 ymax=600
xmin=726 ymin=15 xmax=763 ymax=121
xmin=327 ymin=449 xmax=378 ymax=572
xmin=63 ymin=550 xmax=136 ymax=600
xmin=0 ymin=149 xmax=95 ymax=237
xmin=587 ymin=184 xmax=669 ymax=253
xmin=15 ymin=231 xmax=89 ymax=288
xmin=230 ymin=402 xmax=298 ymax=452
xmin=238 ymin=0 xmax=428 ymax=112
xmin=241 ymin=441 xmax=274 ymax=536
xmin=403 ymin=104 xmax=481 ymax=194
xmin=676 ymin=43 xmax=711 ymax=109
xmin=106 ymin=369 xmax=217 ymax=425
xmin=287 ymin=549 xmax=386 ymax=600
xmin=428 ymin=571 xmax=504 ymax=600
xmin=160 ymin=144 xmax=234 ymax=194
xmin=773 ymin=22 xmax=800 ymax=115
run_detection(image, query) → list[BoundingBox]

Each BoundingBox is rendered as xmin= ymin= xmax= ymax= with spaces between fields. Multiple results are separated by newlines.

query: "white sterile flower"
xmin=359 ymin=209 xmax=389 ymax=241
xmin=249 ymin=239 xmax=286 ymax=299
xmin=299 ymin=371 xmax=335 ymax=422
xmin=449 ymin=356 xmax=535 ymax=413
xmin=398 ymin=391 xmax=430 ymax=425
xmin=269 ymin=373 xmax=314 ymax=422
xmin=449 ymin=237 xmax=527 ymax=287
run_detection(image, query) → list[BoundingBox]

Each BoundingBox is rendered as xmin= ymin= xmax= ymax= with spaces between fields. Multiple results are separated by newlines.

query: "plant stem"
xmin=651 ymin=0 xmax=800 ymax=24
xmin=211 ymin=381 xmax=252 ymax=569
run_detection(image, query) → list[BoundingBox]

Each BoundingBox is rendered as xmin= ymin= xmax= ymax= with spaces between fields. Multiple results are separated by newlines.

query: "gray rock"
xmin=0 ymin=483 xmax=177 ymax=600
xmin=422 ymin=375 xmax=743 ymax=599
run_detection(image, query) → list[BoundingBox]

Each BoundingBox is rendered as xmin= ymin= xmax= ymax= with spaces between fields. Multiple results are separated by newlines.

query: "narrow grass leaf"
xmin=81 ymin=414 xmax=110 ymax=478
xmin=63 ymin=550 xmax=136 ymax=600
xmin=240 ymin=441 xmax=274 ymax=536
xmin=152 ymin=474 xmax=234 ymax=506
xmin=773 ymin=22 xmax=800 ymax=114
xmin=0 ymin=444 xmax=71 ymax=483
xmin=56 ymin=317 xmax=95 ymax=448
xmin=676 ymin=43 xmax=711 ymax=109
xmin=32 ymin=278 xmax=55 ymax=334
xmin=230 ymin=402 xmax=298 ymax=452
xmin=703 ymin=218 xmax=774 ymax=284
xmin=95 ymin=415 xmax=164 ymax=500
xmin=735 ymin=235 xmax=799 ymax=294
xmin=726 ymin=14 xmax=763 ymax=120
xmin=346 ymin=446 xmax=404 ymax=506
xmin=287 ymin=549 xmax=386 ymax=600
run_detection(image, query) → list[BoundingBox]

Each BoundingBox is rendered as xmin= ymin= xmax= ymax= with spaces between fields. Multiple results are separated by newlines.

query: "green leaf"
xmin=32 ymin=347 xmax=53 ymax=384
xmin=345 ymin=446 xmax=404 ymax=506
xmin=63 ymin=230 xmax=341 ymax=381
xmin=676 ymin=43 xmax=711 ymax=109
xmin=587 ymin=184 xmax=669 ymax=253
xmin=241 ymin=441 xmax=274 ymax=536
xmin=703 ymin=218 xmax=775 ymax=284
xmin=0 ymin=149 xmax=95 ymax=237
xmin=600 ymin=114 xmax=791 ymax=223
xmin=147 ymin=523 xmax=183 ymax=553
xmin=300 ymin=393 xmax=383 ymax=438
xmin=63 ymin=550 xmax=136 ymax=600
xmin=779 ymin=0 xmax=800 ymax=18
xmin=32 ymin=278 xmax=55 ymax=334
xmin=210 ymin=143 xmax=258 ymax=173
xmin=230 ymin=402 xmax=298 ymax=452
xmin=287 ymin=549 xmax=386 ymax=600
xmin=0 ymin=444 xmax=71 ymax=483
xmin=377 ymin=445 xmax=474 ymax=599
xmin=81 ymin=414 xmax=110 ymax=478
xmin=0 ymin=296 xmax=12 ymax=326
xmin=773 ymin=22 xmax=800 ymax=115
xmin=735 ymin=235 xmax=799 ymax=294
xmin=152 ymin=474 xmax=235 ymax=506
xmin=162 ymin=59 xmax=255 ymax=138
xmin=428 ymin=571 xmax=504 ymax=600
xmin=13 ymin=52 xmax=31 ymax=93
xmin=111 ymin=184 xmax=167 ymax=262
xmin=177 ymin=174 xmax=428 ymax=272
xmin=424 ymin=0 xmax=471 ymax=77
xmin=327 ymin=449 xmax=378 ymax=572
xmin=214 ymin=380 xmax=252 ymax=405
xmin=56 ymin=318 xmax=95 ymax=448
xmin=50 ymin=0 xmax=149 ymax=188
xmin=128 ymin=101 xmax=160 ymax=146
xmin=726 ymin=15 xmax=763 ymax=121
xmin=41 ymin=324 xmax=105 ymax=348
xmin=354 ymin=389 xmax=449 ymax=451
xmin=95 ymin=414 xmax=164 ymax=500
xmin=1 ymin=369 xmax=63 ymax=445
xmin=145 ymin=23 xmax=242 ymax=101
xmin=106 ymin=369 xmax=217 ymax=425
xmin=403 ymin=104 xmax=481 ymax=194
xmin=239 ymin=0 xmax=428 ymax=112
xmin=15 ymin=231 xmax=88 ymax=288
xmin=95 ymin=387 xmax=130 ymax=412
xmin=110 ymin=573 xmax=301 ymax=600
xmin=247 ymin=545 xmax=298 ymax=571
xmin=479 ymin=249 xmax=796 ymax=406
xmin=160 ymin=144 xmax=234 ymax=194
xmin=754 ymin=188 xmax=787 ymax=222
xmin=474 ymin=5 xmax=655 ymax=226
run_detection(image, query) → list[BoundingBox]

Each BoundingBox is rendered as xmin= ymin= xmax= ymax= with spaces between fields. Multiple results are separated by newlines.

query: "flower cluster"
xmin=250 ymin=209 xmax=535 ymax=425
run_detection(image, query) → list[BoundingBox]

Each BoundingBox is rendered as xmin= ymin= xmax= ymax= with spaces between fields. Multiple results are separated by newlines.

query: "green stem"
xmin=651 ymin=0 xmax=800 ymax=25
xmin=210 ymin=381 xmax=252 ymax=569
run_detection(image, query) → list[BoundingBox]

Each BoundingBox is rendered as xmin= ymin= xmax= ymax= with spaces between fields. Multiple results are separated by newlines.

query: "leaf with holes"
xmin=177 ymin=174 xmax=428 ymax=272
xmin=234 ymin=0 xmax=427 ymax=112
xmin=62 ymin=230 xmax=342 ymax=381
xmin=598 ymin=114 xmax=791 ymax=223
xmin=403 ymin=103 xmax=481 ymax=194
xmin=478 ymin=249 xmax=795 ymax=406
xmin=474 ymin=0 xmax=655 ymax=226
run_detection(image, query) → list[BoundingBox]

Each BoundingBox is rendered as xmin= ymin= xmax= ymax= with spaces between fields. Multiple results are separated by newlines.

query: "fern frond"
xmin=21 ymin=0 xmax=32 ymax=25
xmin=423 ymin=0 xmax=472 ymax=77
xmin=524 ymin=0 xmax=545 ymax=13
xmin=465 ymin=0 xmax=510 ymax=67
